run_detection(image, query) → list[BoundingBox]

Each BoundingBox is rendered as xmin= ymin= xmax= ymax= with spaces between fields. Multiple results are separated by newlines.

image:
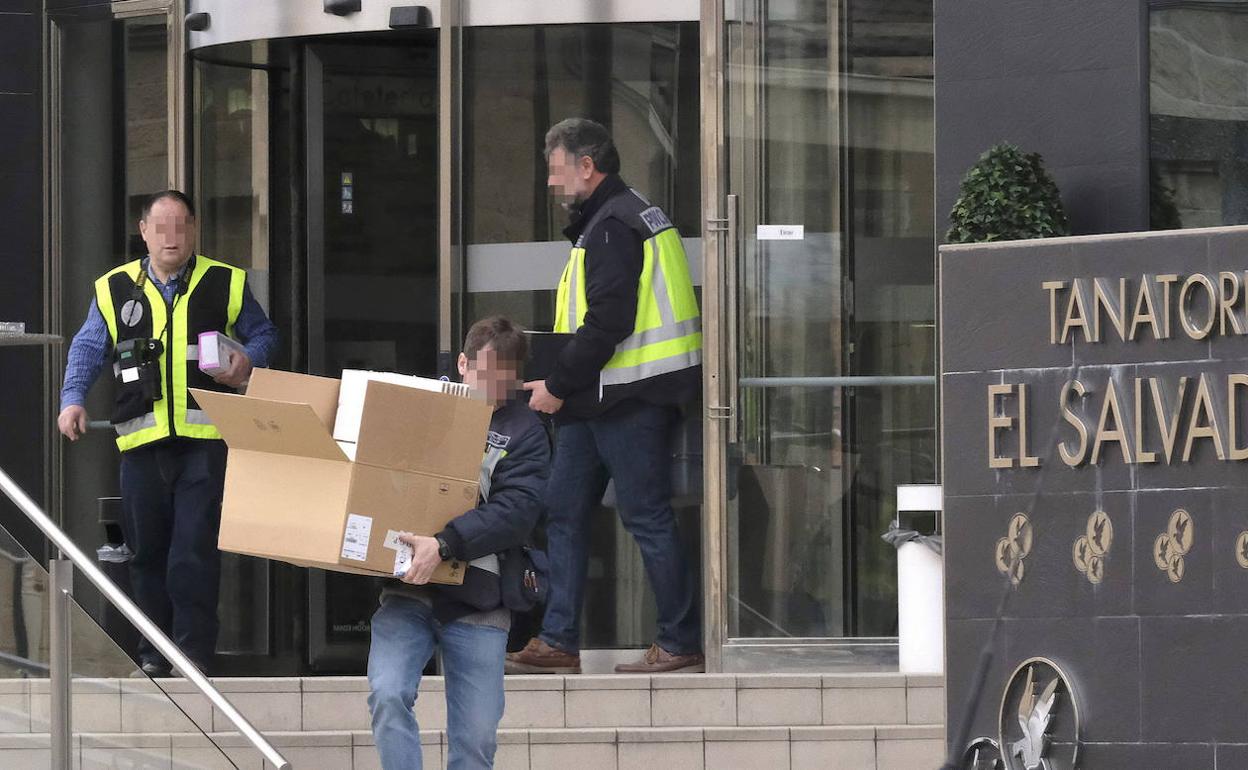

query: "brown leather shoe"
xmin=614 ymin=644 xmax=705 ymax=674
xmin=505 ymin=638 xmax=581 ymax=674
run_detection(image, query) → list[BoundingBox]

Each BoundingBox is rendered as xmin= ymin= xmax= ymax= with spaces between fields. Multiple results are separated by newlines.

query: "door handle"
xmin=708 ymin=195 xmax=740 ymax=444
xmin=724 ymin=194 xmax=739 ymax=444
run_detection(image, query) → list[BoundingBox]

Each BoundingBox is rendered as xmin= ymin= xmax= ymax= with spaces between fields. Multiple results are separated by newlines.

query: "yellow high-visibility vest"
xmin=554 ymin=190 xmax=701 ymax=387
xmin=95 ymin=255 xmax=245 ymax=451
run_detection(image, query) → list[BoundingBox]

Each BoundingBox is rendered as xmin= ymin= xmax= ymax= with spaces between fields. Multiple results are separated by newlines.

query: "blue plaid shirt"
xmin=60 ymin=258 xmax=280 ymax=411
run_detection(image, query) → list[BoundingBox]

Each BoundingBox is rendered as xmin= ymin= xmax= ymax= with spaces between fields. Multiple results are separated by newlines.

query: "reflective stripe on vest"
xmin=554 ymin=221 xmax=702 ymax=388
xmin=95 ymin=256 xmax=245 ymax=451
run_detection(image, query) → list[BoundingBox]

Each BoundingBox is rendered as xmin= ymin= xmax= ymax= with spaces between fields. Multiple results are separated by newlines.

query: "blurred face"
xmin=546 ymin=146 xmax=596 ymax=207
xmin=139 ymin=197 xmax=196 ymax=276
xmin=458 ymin=345 xmax=520 ymax=406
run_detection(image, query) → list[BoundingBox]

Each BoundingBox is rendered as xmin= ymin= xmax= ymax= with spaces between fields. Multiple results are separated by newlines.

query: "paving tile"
xmin=564 ymin=675 xmax=650 ymax=691
xmin=906 ymin=686 xmax=945 ymax=725
xmin=822 ymin=687 xmax=906 ymax=726
xmin=821 ymin=674 xmax=907 ymax=689
xmin=649 ymin=674 xmax=736 ymax=690
xmin=120 ymin=685 xmax=213 ymax=734
xmin=652 ymin=688 xmax=735 ymax=727
xmin=499 ymin=690 xmax=563 ymax=729
xmin=300 ymin=677 xmax=370 ymax=693
xmin=0 ymin=692 xmax=30 ymax=732
xmin=501 ymin=676 xmax=562 ymax=692
xmin=303 ymin=689 xmax=370 ymax=731
xmin=792 ymin=738 xmax=875 ymax=770
xmin=81 ymin=733 xmax=172 ymax=769
xmin=737 ymin=688 xmax=821 ymax=726
xmin=619 ymin=740 xmax=704 ymax=770
xmin=703 ymin=727 xmax=789 ymax=741
xmin=737 ymin=674 xmax=822 ymax=689
xmin=528 ymin=728 xmax=616 ymax=744
xmin=704 ymin=739 xmax=789 ymax=769
xmin=529 ymin=741 xmax=617 ymax=769
xmin=204 ymin=678 xmax=300 ymax=693
xmin=493 ymin=741 xmax=529 ymax=770
xmin=211 ymin=692 xmax=302 ymax=732
xmin=565 ymin=689 xmax=650 ymax=728
xmin=876 ymin=737 xmax=945 ymax=770
xmin=617 ymin=727 xmax=703 ymax=743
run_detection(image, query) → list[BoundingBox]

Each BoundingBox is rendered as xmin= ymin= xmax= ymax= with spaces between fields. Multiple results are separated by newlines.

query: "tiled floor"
xmin=0 ymin=726 xmax=945 ymax=769
xmin=0 ymin=673 xmax=946 ymax=768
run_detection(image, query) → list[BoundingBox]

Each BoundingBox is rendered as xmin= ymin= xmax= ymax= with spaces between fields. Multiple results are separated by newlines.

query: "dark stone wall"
xmin=0 ymin=0 xmax=50 ymax=556
xmin=935 ymin=0 xmax=1150 ymax=238
xmin=941 ymin=226 xmax=1248 ymax=767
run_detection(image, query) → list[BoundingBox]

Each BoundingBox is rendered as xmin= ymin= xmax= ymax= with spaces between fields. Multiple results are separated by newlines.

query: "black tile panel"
xmin=0 ymin=12 xmax=38 ymax=94
xmin=0 ymin=93 xmax=40 ymax=178
xmin=1140 ymin=616 xmax=1248 ymax=742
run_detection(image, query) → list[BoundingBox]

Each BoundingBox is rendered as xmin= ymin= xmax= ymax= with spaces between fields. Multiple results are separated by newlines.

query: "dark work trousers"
xmin=119 ymin=438 xmax=227 ymax=668
xmin=539 ymin=403 xmax=700 ymax=656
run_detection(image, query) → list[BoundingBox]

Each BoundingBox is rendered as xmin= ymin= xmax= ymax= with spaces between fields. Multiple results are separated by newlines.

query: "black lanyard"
xmin=130 ymin=255 xmax=194 ymax=342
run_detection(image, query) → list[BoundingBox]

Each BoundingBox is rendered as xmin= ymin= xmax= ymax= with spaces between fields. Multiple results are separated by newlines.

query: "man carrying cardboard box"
xmin=367 ymin=317 xmax=550 ymax=770
xmin=57 ymin=190 xmax=279 ymax=677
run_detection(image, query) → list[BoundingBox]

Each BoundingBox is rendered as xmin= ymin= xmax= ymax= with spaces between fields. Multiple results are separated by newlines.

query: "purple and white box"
xmin=198 ymin=331 xmax=245 ymax=377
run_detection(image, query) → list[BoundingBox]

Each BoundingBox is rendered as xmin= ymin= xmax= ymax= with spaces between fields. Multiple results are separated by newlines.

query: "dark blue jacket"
xmin=431 ymin=399 xmax=549 ymax=621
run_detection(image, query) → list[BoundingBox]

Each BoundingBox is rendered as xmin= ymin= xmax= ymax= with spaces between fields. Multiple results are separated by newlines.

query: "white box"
xmin=198 ymin=331 xmax=246 ymax=377
xmin=332 ymin=369 xmax=471 ymax=445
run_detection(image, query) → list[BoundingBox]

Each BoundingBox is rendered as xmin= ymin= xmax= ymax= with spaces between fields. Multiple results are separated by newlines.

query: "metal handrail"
xmin=0 ymin=466 xmax=291 ymax=769
xmin=738 ymin=375 xmax=937 ymax=388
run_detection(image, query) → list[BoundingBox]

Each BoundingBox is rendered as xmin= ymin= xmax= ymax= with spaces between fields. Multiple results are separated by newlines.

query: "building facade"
xmin=1 ymin=0 xmax=1245 ymax=679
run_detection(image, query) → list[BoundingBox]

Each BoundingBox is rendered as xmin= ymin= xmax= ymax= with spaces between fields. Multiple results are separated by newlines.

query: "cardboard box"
xmin=191 ymin=368 xmax=493 ymax=584
xmin=197 ymin=331 xmax=246 ymax=377
xmin=333 ymin=369 xmax=471 ymax=446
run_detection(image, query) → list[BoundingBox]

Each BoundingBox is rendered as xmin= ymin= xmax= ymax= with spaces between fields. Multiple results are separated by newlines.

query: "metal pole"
xmin=0 ymin=467 xmax=290 ymax=769
xmin=48 ymin=559 xmax=73 ymax=770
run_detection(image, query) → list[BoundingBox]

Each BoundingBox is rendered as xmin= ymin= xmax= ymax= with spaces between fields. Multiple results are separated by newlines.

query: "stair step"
xmin=0 ymin=672 xmax=945 ymax=734
xmin=0 ymin=725 xmax=946 ymax=770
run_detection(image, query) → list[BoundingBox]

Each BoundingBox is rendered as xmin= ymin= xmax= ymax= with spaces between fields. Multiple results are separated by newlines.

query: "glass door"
xmin=702 ymin=0 xmax=935 ymax=671
xmin=302 ymin=37 xmax=443 ymax=669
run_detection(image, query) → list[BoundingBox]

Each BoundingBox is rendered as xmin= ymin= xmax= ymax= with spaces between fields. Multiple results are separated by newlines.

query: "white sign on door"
xmin=756 ymin=224 xmax=805 ymax=241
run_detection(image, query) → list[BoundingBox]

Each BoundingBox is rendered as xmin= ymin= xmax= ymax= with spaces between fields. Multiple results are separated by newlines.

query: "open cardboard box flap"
xmin=354 ymin=380 xmax=493 ymax=478
xmin=244 ymin=368 xmax=341 ymax=430
xmin=191 ymin=388 xmax=347 ymax=462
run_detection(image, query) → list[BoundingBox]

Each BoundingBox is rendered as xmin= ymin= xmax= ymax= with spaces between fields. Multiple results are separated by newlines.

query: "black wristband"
xmin=435 ymin=535 xmax=451 ymax=561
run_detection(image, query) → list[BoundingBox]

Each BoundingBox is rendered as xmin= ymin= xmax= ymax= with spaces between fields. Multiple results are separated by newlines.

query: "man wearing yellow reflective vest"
xmin=511 ymin=119 xmax=704 ymax=674
xmin=57 ymin=190 xmax=279 ymax=677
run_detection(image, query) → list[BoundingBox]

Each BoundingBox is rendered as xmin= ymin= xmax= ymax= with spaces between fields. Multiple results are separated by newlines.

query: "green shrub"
xmin=946 ymin=143 xmax=1071 ymax=243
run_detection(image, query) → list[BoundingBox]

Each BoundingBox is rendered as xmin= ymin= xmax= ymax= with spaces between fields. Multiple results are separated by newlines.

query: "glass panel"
xmin=461 ymin=23 xmax=702 ymax=649
xmin=193 ymin=49 xmax=280 ymax=657
xmin=724 ymin=0 xmax=934 ymax=640
xmin=317 ymin=40 xmax=440 ymax=378
xmin=0 ymin=519 xmax=239 ymax=766
xmin=462 ymin=22 xmax=702 ymax=330
xmin=1149 ymin=4 xmax=1248 ymax=229
xmin=194 ymin=43 xmax=274 ymax=309
xmin=121 ymin=17 xmax=170 ymax=257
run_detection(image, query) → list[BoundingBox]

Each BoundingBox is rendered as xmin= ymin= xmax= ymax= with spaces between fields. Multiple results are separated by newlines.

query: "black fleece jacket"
xmin=421 ymin=399 xmax=549 ymax=623
xmin=436 ymin=400 xmax=549 ymax=561
xmin=545 ymin=174 xmax=700 ymax=421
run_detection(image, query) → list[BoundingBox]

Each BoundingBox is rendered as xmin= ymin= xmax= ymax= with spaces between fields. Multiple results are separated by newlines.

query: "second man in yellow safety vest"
xmin=511 ymin=118 xmax=704 ymax=674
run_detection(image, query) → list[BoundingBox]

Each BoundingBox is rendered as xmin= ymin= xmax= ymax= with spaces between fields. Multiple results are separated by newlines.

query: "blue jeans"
xmin=540 ymin=403 xmax=700 ymax=655
xmin=119 ymin=438 xmax=227 ymax=667
xmin=367 ymin=595 xmax=507 ymax=770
